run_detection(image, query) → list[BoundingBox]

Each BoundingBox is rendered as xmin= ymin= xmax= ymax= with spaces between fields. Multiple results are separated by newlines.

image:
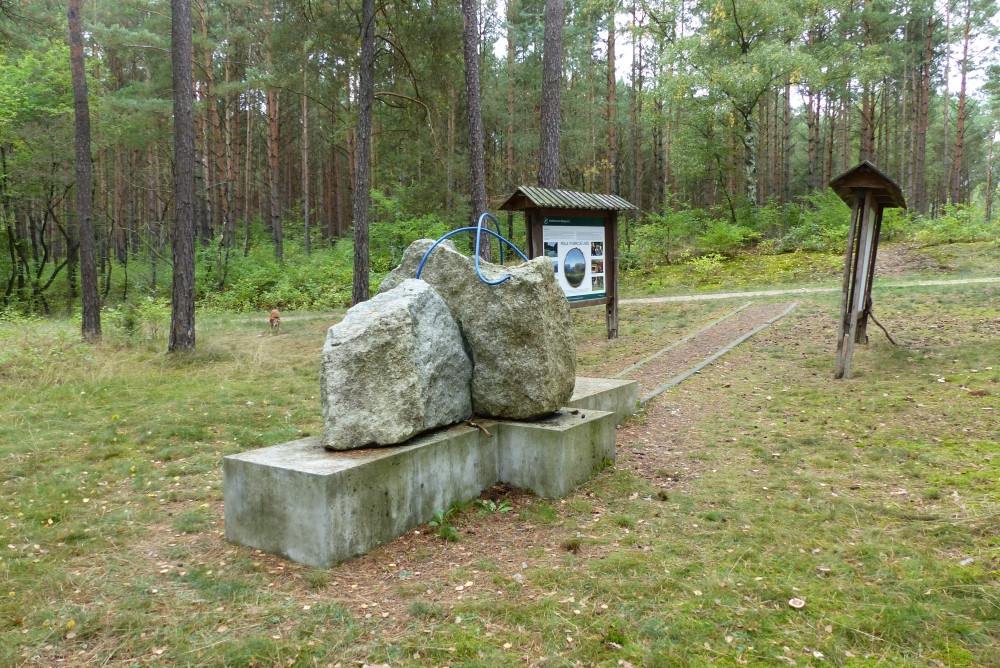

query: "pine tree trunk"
xmin=69 ymin=0 xmax=101 ymax=341
xmin=352 ymin=0 xmax=375 ymax=305
xmin=267 ymin=87 xmax=282 ymax=258
xmin=169 ymin=0 xmax=197 ymax=351
xmin=951 ymin=0 xmax=971 ymax=204
xmin=914 ymin=15 xmax=932 ymax=215
xmin=506 ymin=0 xmax=517 ymax=190
xmin=940 ymin=5 xmax=951 ymax=208
xmin=302 ymin=60 xmax=311 ymax=255
xmin=538 ymin=0 xmax=564 ymax=188
xmin=461 ymin=0 xmax=489 ymax=258
xmin=606 ymin=9 xmax=617 ymax=194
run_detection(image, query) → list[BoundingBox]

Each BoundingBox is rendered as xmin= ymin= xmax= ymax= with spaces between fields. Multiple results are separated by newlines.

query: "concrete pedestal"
xmin=224 ymin=377 xmax=636 ymax=567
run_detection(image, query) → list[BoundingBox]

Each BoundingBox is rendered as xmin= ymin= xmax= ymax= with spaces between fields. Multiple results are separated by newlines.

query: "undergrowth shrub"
xmin=632 ymin=207 xmax=705 ymax=266
xmin=103 ymin=297 xmax=170 ymax=342
xmin=778 ymin=189 xmax=851 ymax=252
xmin=202 ymin=240 xmax=355 ymax=312
xmin=910 ymin=204 xmax=999 ymax=245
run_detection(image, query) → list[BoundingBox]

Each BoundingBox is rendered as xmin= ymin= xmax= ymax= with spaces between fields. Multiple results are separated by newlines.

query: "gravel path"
xmin=622 ymin=275 xmax=1000 ymax=305
xmin=614 ymin=301 xmax=796 ymax=401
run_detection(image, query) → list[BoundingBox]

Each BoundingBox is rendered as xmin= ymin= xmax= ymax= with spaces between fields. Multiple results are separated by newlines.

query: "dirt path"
xmin=613 ymin=301 xmax=797 ymax=402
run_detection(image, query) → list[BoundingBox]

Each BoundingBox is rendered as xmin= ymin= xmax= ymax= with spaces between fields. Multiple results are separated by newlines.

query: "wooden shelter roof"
xmin=499 ymin=186 xmax=636 ymax=212
xmin=828 ymin=161 xmax=907 ymax=209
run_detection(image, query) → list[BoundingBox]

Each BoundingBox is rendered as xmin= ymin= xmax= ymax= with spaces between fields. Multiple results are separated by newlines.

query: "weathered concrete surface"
xmin=320 ymin=279 xmax=472 ymax=450
xmin=568 ymin=377 xmax=638 ymax=425
xmin=224 ymin=427 xmax=497 ymax=568
xmin=223 ymin=379 xmax=624 ymax=567
xmin=496 ymin=410 xmax=616 ymax=498
xmin=379 ymin=240 xmax=575 ymax=420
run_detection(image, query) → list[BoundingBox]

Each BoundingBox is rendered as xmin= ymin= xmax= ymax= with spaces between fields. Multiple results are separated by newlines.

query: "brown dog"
xmin=269 ymin=309 xmax=281 ymax=334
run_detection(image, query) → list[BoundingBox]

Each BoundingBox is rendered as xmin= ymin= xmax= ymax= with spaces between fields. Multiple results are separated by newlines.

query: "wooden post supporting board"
xmin=829 ymin=162 xmax=906 ymax=379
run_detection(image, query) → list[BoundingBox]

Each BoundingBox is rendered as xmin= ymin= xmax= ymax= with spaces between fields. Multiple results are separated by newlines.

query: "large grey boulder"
xmin=320 ymin=279 xmax=472 ymax=450
xmin=379 ymin=240 xmax=575 ymax=420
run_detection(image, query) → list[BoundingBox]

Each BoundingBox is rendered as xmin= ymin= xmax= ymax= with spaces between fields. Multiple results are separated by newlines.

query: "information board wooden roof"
xmin=829 ymin=161 xmax=906 ymax=209
xmin=499 ymin=186 xmax=636 ymax=212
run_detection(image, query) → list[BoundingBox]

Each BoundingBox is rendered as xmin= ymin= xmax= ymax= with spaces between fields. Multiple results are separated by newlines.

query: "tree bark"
xmin=913 ymin=15 xmax=933 ymax=215
xmin=169 ymin=0 xmax=196 ymax=351
xmin=302 ymin=58 xmax=311 ymax=255
xmin=69 ymin=0 xmax=101 ymax=341
xmin=352 ymin=0 xmax=375 ymax=305
xmin=461 ymin=0 xmax=489 ymax=258
xmin=951 ymin=0 xmax=971 ymax=204
xmin=606 ymin=7 xmax=617 ymax=194
xmin=538 ymin=0 xmax=564 ymax=188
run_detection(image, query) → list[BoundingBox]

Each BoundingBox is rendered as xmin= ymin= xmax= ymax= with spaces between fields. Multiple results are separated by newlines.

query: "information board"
xmin=542 ymin=216 xmax=606 ymax=302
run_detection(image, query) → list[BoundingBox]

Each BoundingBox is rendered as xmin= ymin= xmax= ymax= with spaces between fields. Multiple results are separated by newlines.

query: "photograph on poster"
xmin=563 ymin=248 xmax=587 ymax=288
xmin=542 ymin=217 xmax=607 ymax=301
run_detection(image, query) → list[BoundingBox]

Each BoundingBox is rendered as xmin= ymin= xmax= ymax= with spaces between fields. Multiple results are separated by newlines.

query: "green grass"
xmin=1 ymin=245 xmax=999 ymax=666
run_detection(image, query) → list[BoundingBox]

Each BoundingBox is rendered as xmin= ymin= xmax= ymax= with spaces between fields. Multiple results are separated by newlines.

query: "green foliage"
xmin=778 ymin=189 xmax=852 ymax=252
xmin=369 ymin=189 xmax=452 ymax=272
xmin=698 ymin=220 xmax=761 ymax=254
xmin=103 ymin=298 xmax=169 ymax=343
xmin=632 ymin=207 xmax=706 ymax=267
xmin=909 ymin=205 xmax=1000 ymax=245
xmin=429 ymin=507 xmax=460 ymax=542
xmin=201 ymin=237 xmax=354 ymax=312
xmin=475 ymin=498 xmax=513 ymax=514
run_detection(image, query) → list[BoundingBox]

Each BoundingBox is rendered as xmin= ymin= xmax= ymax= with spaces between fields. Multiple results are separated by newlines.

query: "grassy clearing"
xmin=2 ymin=247 xmax=999 ymax=666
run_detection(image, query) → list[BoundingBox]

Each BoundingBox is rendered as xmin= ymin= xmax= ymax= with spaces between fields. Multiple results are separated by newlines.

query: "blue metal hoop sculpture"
xmin=415 ymin=213 xmax=529 ymax=286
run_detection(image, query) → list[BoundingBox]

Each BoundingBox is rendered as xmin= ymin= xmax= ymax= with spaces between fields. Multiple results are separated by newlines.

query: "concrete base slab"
xmin=224 ymin=425 xmax=497 ymax=568
xmin=569 ymin=377 xmax=638 ymax=424
xmin=498 ymin=410 xmax=616 ymax=498
xmin=224 ymin=376 xmax=631 ymax=568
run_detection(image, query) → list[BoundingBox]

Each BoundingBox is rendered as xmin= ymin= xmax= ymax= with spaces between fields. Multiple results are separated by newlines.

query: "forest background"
xmin=1 ymin=0 xmax=999 ymax=321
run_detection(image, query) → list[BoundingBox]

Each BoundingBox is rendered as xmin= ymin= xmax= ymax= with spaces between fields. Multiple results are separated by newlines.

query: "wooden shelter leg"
xmin=606 ymin=212 xmax=619 ymax=339
xmin=856 ymin=207 xmax=884 ymax=344
xmin=841 ymin=193 xmax=877 ymax=379
xmin=835 ymin=192 xmax=864 ymax=378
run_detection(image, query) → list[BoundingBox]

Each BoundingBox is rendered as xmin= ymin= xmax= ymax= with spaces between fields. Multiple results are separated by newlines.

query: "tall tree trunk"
xmin=606 ymin=7 xmax=617 ymax=194
xmin=301 ymin=59 xmax=311 ymax=255
xmin=461 ymin=0 xmax=489 ymax=259
xmin=782 ymin=79 xmax=791 ymax=203
xmin=951 ymin=0 xmax=971 ymax=204
xmin=630 ymin=4 xmax=643 ymax=211
xmin=913 ymin=15 xmax=933 ymax=215
xmin=860 ymin=85 xmax=875 ymax=162
xmin=506 ymin=0 xmax=517 ymax=191
xmin=986 ymin=128 xmax=995 ymax=222
xmin=352 ymin=0 xmax=375 ymax=305
xmin=267 ymin=87 xmax=282 ymax=258
xmin=940 ymin=4 xmax=951 ymax=208
xmin=538 ymin=0 xmax=564 ymax=188
xmin=69 ymin=0 xmax=100 ymax=341
xmin=169 ymin=0 xmax=197 ymax=351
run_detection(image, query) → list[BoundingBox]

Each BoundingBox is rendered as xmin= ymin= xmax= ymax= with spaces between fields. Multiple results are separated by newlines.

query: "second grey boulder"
xmin=380 ymin=240 xmax=575 ymax=420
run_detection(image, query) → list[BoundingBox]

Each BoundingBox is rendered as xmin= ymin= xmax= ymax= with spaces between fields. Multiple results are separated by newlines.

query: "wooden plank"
xmin=835 ymin=191 xmax=864 ymax=378
xmin=856 ymin=207 xmax=884 ymax=343
xmin=840 ymin=192 xmax=878 ymax=379
xmin=605 ymin=211 xmax=619 ymax=339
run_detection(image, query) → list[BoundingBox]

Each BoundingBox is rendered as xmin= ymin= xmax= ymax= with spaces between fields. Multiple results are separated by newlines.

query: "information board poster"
xmin=542 ymin=216 xmax=606 ymax=302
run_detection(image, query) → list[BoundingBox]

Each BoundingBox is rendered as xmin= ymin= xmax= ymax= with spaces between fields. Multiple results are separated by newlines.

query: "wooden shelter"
xmin=829 ymin=161 xmax=907 ymax=379
xmin=500 ymin=187 xmax=636 ymax=339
